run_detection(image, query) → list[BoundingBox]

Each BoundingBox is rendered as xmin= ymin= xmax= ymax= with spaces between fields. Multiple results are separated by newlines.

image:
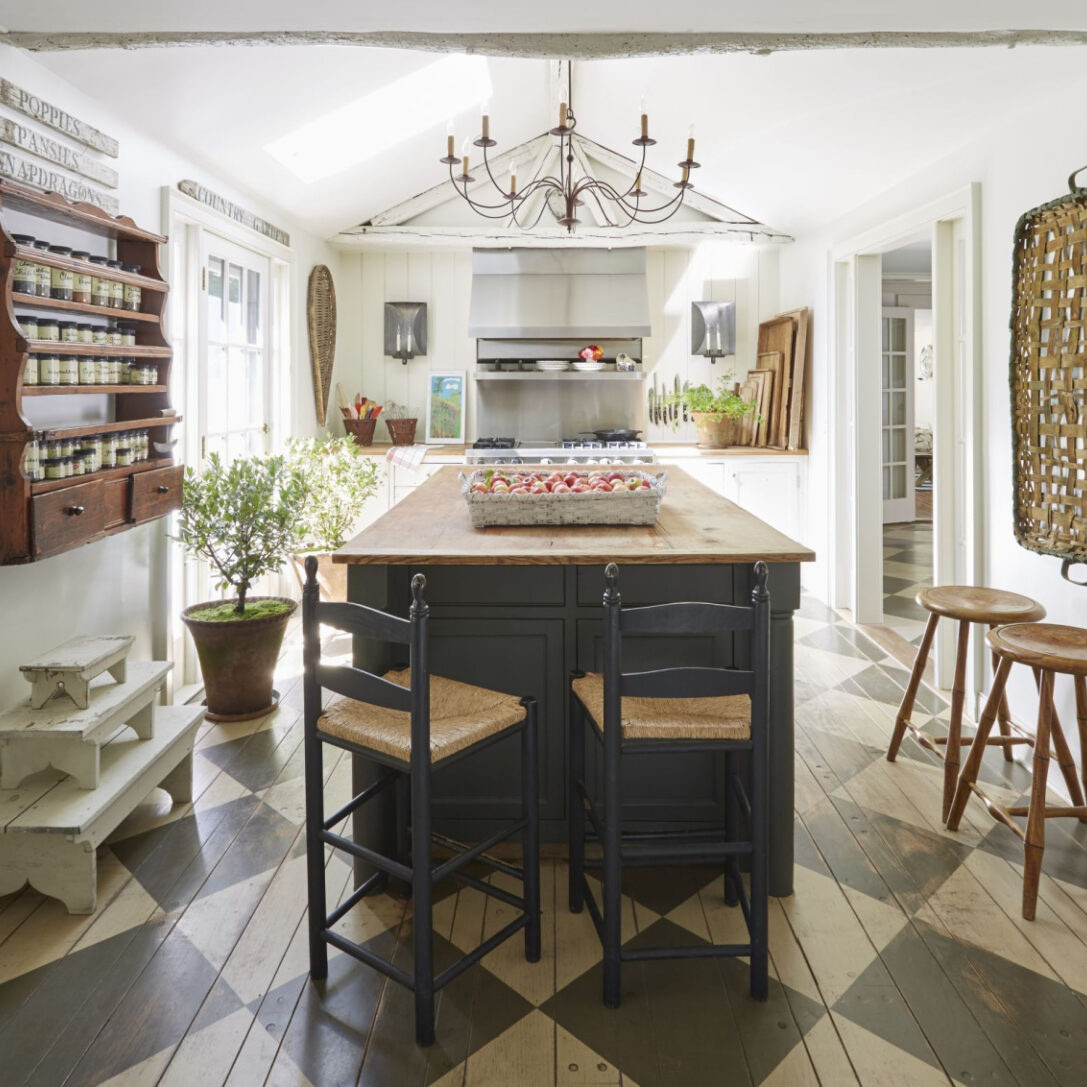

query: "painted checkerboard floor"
xmin=2 ymin=597 xmax=1086 ymax=1086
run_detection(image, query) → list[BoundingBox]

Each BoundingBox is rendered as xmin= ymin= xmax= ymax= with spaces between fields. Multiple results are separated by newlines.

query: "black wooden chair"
xmin=568 ymin=560 xmax=771 ymax=1007
xmin=301 ymin=556 xmax=541 ymax=1046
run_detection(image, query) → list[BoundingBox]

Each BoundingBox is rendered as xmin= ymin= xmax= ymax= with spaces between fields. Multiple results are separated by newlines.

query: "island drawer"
xmin=418 ymin=565 xmax=565 ymax=606
xmin=131 ymin=465 xmax=183 ymax=523
xmin=576 ymin=564 xmax=737 ymax=606
xmin=32 ymin=481 xmax=106 ymax=557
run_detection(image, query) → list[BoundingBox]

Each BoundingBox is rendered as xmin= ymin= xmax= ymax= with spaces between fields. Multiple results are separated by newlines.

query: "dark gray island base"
xmin=335 ymin=466 xmax=814 ymax=897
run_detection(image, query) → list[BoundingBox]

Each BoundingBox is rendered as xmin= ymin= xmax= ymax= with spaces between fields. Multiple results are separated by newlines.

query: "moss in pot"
xmin=661 ymin=376 xmax=759 ymax=448
xmin=176 ymin=451 xmax=307 ymax=721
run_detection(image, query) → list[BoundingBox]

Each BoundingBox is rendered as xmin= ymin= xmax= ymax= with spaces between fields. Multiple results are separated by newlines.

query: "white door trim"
xmin=831 ymin=183 xmax=982 ymax=690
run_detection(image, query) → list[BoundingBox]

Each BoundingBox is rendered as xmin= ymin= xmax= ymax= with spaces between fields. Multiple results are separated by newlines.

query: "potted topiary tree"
xmin=662 ymin=376 xmax=759 ymax=448
xmin=285 ymin=434 xmax=381 ymax=600
xmin=177 ymin=451 xmax=307 ymax=721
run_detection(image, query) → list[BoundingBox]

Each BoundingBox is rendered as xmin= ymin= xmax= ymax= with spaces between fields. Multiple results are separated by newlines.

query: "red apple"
xmin=592 ymin=482 xmax=613 ymax=492
xmin=607 ymin=471 xmax=625 ymax=483
xmin=571 ymin=482 xmax=590 ymax=493
xmin=553 ymin=483 xmax=572 ymax=494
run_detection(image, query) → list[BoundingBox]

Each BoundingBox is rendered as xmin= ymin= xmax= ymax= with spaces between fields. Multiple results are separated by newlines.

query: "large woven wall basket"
xmin=1010 ymin=170 xmax=1087 ymax=562
xmin=308 ymin=265 xmax=337 ymax=426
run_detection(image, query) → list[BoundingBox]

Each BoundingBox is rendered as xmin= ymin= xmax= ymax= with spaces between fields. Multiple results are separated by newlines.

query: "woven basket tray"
xmin=459 ymin=469 xmax=667 ymax=528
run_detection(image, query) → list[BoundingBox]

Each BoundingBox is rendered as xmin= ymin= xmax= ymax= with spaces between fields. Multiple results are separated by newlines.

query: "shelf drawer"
xmin=103 ymin=479 xmax=129 ymax=529
xmin=32 ymin=481 xmax=106 ymax=557
xmin=131 ymin=464 xmax=183 ymax=523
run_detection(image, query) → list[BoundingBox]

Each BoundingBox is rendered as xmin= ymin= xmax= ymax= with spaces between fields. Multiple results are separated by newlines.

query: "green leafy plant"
xmin=285 ymin=434 xmax=380 ymax=552
xmin=660 ymin=375 xmax=759 ymax=429
xmin=176 ymin=452 xmax=307 ymax=616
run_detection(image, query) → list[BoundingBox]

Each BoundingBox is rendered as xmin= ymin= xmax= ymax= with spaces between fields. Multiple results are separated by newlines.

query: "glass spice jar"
xmin=92 ymin=325 xmax=108 ymax=346
xmin=121 ymin=264 xmax=142 ymax=311
xmin=95 ymin=357 xmax=111 ymax=384
xmin=16 ymin=313 xmax=38 ymax=339
xmin=107 ymin=260 xmax=125 ymax=308
xmin=23 ymin=354 xmax=39 ymax=386
xmin=78 ymin=446 xmax=98 ymax=474
xmin=70 ymin=251 xmax=93 ymax=303
xmin=12 ymin=234 xmax=39 ymax=294
xmin=129 ymin=360 xmax=158 ymax=385
xmin=78 ymin=356 xmax=97 ymax=385
xmin=39 ymin=352 xmax=61 ymax=385
xmin=43 ymin=457 xmax=64 ymax=480
xmin=89 ymin=256 xmax=112 ymax=307
xmin=115 ymin=445 xmax=134 ymax=467
xmin=33 ymin=241 xmax=52 ymax=296
xmin=23 ymin=441 xmax=42 ymax=482
xmin=108 ymin=357 xmax=124 ymax=384
xmin=48 ymin=245 xmax=74 ymax=300
xmin=59 ymin=321 xmax=79 ymax=344
xmin=58 ymin=355 xmax=79 ymax=386
xmin=37 ymin=316 xmax=60 ymax=342
xmin=119 ymin=323 xmax=137 ymax=347
xmin=59 ymin=437 xmax=75 ymax=458
xmin=101 ymin=435 xmax=117 ymax=469
xmin=77 ymin=323 xmax=94 ymax=344
xmin=107 ymin=322 xmax=122 ymax=347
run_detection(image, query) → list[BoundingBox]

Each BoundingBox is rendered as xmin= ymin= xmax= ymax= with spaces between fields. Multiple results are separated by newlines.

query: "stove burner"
xmin=472 ymin=437 xmax=517 ymax=450
xmin=561 ymin=438 xmax=602 ymax=449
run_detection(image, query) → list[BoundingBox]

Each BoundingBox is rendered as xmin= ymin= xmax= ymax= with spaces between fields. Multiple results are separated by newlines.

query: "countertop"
xmin=334 ymin=464 xmax=816 ymax=566
xmin=351 ymin=443 xmax=808 ymax=463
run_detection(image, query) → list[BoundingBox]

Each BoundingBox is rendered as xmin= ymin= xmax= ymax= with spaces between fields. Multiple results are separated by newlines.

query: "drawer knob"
xmin=155 ymin=485 xmax=169 ymax=493
xmin=67 ymin=505 xmax=85 ymax=516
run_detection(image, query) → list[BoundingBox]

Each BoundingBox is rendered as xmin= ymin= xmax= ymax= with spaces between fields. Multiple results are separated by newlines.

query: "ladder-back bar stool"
xmin=301 ymin=557 xmax=541 ymax=1046
xmin=886 ymin=586 xmax=1046 ymax=820
xmin=947 ymin=622 xmax=1087 ymax=920
xmin=568 ymin=561 xmax=771 ymax=1008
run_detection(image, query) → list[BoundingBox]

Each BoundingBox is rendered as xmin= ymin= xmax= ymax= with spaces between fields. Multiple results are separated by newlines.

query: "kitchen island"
xmin=334 ymin=465 xmax=814 ymax=895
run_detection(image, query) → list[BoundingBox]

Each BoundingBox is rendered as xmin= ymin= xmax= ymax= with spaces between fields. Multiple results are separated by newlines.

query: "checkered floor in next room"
xmin=3 ymin=597 xmax=1087 ymax=1086
xmin=883 ymin=520 xmax=934 ymax=646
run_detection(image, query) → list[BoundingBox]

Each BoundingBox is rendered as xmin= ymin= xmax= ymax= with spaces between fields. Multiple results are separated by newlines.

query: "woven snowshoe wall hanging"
xmin=307 ymin=265 xmax=337 ymax=426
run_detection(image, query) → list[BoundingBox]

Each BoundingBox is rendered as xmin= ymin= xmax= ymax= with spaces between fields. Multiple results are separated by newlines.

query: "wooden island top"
xmin=335 ymin=465 xmax=816 ymax=566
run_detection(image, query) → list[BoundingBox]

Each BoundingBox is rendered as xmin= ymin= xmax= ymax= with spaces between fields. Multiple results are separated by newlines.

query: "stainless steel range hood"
xmin=468 ymin=248 xmax=651 ymax=339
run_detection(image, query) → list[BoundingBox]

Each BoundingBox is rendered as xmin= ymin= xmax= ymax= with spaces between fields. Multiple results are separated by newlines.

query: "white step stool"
xmin=20 ymin=635 xmax=135 ymax=710
xmin=0 ymin=704 xmax=203 ymax=914
xmin=0 ymin=661 xmax=172 ymax=789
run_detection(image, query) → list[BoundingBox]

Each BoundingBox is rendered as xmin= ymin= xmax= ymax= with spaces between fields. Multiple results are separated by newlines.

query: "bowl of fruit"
xmin=459 ymin=467 xmax=667 ymax=527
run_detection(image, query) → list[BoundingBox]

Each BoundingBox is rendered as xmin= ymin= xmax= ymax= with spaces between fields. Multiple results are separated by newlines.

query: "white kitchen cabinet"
xmin=389 ymin=462 xmax=444 ymax=508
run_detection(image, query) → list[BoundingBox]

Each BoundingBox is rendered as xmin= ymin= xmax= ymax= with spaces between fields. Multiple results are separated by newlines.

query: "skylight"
xmin=264 ymin=55 xmax=492 ymax=184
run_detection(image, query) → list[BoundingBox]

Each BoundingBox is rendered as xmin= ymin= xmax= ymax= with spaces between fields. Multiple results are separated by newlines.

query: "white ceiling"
xmin=5 ymin=6 xmax=1087 ymax=240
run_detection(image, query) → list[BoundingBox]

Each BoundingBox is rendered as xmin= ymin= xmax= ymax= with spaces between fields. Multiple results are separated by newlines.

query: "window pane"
xmin=247 ymin=429 xmax=264 ymax=456
xmin=892 ymin=392 xmax=906 ymax=425
xmin=881 ymin=355 xmax=890 ymax=387
xmin=882 ymin=466 xmax=891 ymax=500
xmin=205 ymin=433 xmax=226 ymax=461
xmin=227 ymin=431 xmax=246 ymax=464
xmin=892 ymin=464 xmax=907 ymax=498
xmin=207 ymin=345 xmax=227 ymax=435
xmin=228 ymin=345 xmax=247 ymax=426
xmin=892 ymin=428 xmax=906 ymax=462
xmin=247 ymin=350 xmax=264 ymax=427
xmin=207 ymin=257 xmax=225 ymax=341
xmin=246 ymin=269 xmax=261 ymax=346
xmin=882 ymin=318 xmax=890 ymax=350
xmin=882 ymin=430 xmax=890 ymax=462
xmin=890 ymin=318 xmax=906 ymax=351
xmin=227 ymin=263 xmax=243 ymax=337
xmin=891 ymin=354 xmax=906 ymax=387
xmin=882 ymin=393 xmax=890 ymax=426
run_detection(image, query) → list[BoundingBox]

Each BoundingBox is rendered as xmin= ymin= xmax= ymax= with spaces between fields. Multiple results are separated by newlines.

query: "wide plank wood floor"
xmin=1 ymin=596 xmax=1086 ymax=1085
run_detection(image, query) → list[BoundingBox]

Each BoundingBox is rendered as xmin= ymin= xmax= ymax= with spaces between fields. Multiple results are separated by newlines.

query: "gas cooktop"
xmin=467 ymin=438 xmax=655 ymax=466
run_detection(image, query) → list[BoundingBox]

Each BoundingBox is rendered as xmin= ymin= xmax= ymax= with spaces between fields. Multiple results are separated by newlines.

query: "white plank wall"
xmin=339 ymin=244 xmax=778 ymax=444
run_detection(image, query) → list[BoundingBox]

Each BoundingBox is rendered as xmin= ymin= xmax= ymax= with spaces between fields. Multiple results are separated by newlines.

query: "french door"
xmin=881 ymin=308 xmax=915 ymax=523
xmin=198 ymin=234 xmax=272 ymax=464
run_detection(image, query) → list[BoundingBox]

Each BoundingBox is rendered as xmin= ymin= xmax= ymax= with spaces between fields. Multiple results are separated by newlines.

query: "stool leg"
xmin=947 ymin=657 xmax=1012 ymax=830
xmin=1023 ymin=672 xmax=1055 ymax=921
xmin=724 ymin=751 xmax=739 ymax=908
xmin=990 ymin=626 xmax=1016 ymax=762
xmin=1075 ymin=677 xmax=1087 ymax=801
xmin=411 ymin=752 xmax=434 ymax=1047
xmin=887 ymin=611 xmax=939 ymax=762
xmin=1044 ymin=682 xmax=1087 ymax=822
xmin=522 ymin=699 xmax=542 ymax=962
xmin=943 ymin=619 xmax=973 ymax=822
xmin=568 ymin=680 xmax=586 ymax=914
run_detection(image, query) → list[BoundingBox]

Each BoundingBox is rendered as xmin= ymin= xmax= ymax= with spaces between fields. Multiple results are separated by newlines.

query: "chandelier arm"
xmin=452 ymin=173 xmax=522 ymax=213
xmin=616 ymin=142 xmax=650 ymax=199
xmin=574 ymin=176 xmax=680 ymax=218
xmin=481 ymin=141 xmax=518 ymax=201
xmin=594 ymin=179 xmax=688 ymax=220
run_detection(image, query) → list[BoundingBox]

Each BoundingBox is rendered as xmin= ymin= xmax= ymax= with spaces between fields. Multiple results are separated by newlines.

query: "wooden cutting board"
xmin=757 ymin=315 xmax=797 ymax=448
xmin=747 ymin=368 xmax=774 ymax=446
xmin=777 ymin=307 xmax=810 ymax=450
xmin=756 ymin=350 xmax=785 ymax=447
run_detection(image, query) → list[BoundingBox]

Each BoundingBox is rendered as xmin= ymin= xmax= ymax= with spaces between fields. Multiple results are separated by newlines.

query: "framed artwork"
xmin=425 ymin=370 xmax=466 ymax=444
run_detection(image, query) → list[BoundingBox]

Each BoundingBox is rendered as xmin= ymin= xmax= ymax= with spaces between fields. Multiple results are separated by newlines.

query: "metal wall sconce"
xmin=384 ymin=301 xmax=428 ymax=364
xmin=691 ymin=300 xmax=735 ymax=363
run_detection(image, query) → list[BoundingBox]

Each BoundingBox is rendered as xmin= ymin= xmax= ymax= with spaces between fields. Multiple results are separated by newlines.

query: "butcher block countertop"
xmin=334 ymin=465 xmax=816 ymax=566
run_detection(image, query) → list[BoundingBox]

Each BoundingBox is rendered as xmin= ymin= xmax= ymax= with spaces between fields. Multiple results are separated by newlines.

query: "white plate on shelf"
xmin=572 ymin=360 xmax=607 ymax=372
xmin=535 ymin=360 xmax=570 ymax=371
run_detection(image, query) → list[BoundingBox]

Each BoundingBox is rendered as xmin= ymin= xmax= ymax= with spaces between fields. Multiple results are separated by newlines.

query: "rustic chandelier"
xmin=439 ymin=72 xmax=699 ymax=233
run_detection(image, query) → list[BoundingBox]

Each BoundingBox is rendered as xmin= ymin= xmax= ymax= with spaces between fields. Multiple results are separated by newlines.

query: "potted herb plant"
xmin=177 ymin=451 xmax=307 ymax=721
xmin=662 ymin=376 xmax=759 ymax=448
xmin=285 ymin=434 xmax=381 ymax=599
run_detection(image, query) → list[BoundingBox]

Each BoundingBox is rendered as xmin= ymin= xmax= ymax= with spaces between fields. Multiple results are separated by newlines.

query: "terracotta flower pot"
xmin=692 ymin=412 xmax=744 ymax=449
xmin=182 ymin=596 xmax=297 ymax=721
xmin=386 ymin=418 xmax=418 ymax=445
xmin=344 ymin=417 xmax=377 ymax=447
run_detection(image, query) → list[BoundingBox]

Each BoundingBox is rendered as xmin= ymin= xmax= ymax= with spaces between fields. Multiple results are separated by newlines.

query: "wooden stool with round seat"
xmin=886 ymin=586 xmax=1046 ymax=821
xmin=947 ymin=623 xmax=1087 ymax=920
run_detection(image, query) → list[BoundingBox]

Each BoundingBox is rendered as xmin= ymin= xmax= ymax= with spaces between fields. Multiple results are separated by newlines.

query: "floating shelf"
xmin=23 ymin=385 xmax=168 ymax=397
xmin=30 ymin=457 xmax=176 ymax=496
xmin=475 ymin=370 xmax=646 ymax=382
xmin=9 ymin=245 xmax=166 ymax=294
xmin=23 ymin=341 xmax=171 ymax=358
xmin=12 ymin=293 xmax=160 ymax=323
xmin=36 ymin=415 xmax=181 ymax=441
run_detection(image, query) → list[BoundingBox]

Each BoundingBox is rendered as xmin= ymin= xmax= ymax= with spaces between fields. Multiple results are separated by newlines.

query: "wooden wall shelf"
xmin=0 ymin=179 xmax=181 ymax=564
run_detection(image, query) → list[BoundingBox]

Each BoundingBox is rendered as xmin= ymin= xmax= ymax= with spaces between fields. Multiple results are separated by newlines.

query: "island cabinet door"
xmin=576 ymin=619 xmax=731 ymax=824
xmin=427 ymin=616 xmax=566 ymax=834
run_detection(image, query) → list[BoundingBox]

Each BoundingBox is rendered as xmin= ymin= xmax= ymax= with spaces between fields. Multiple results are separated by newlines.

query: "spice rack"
xmin=0 ymin=178 xmax=182 ymax=563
